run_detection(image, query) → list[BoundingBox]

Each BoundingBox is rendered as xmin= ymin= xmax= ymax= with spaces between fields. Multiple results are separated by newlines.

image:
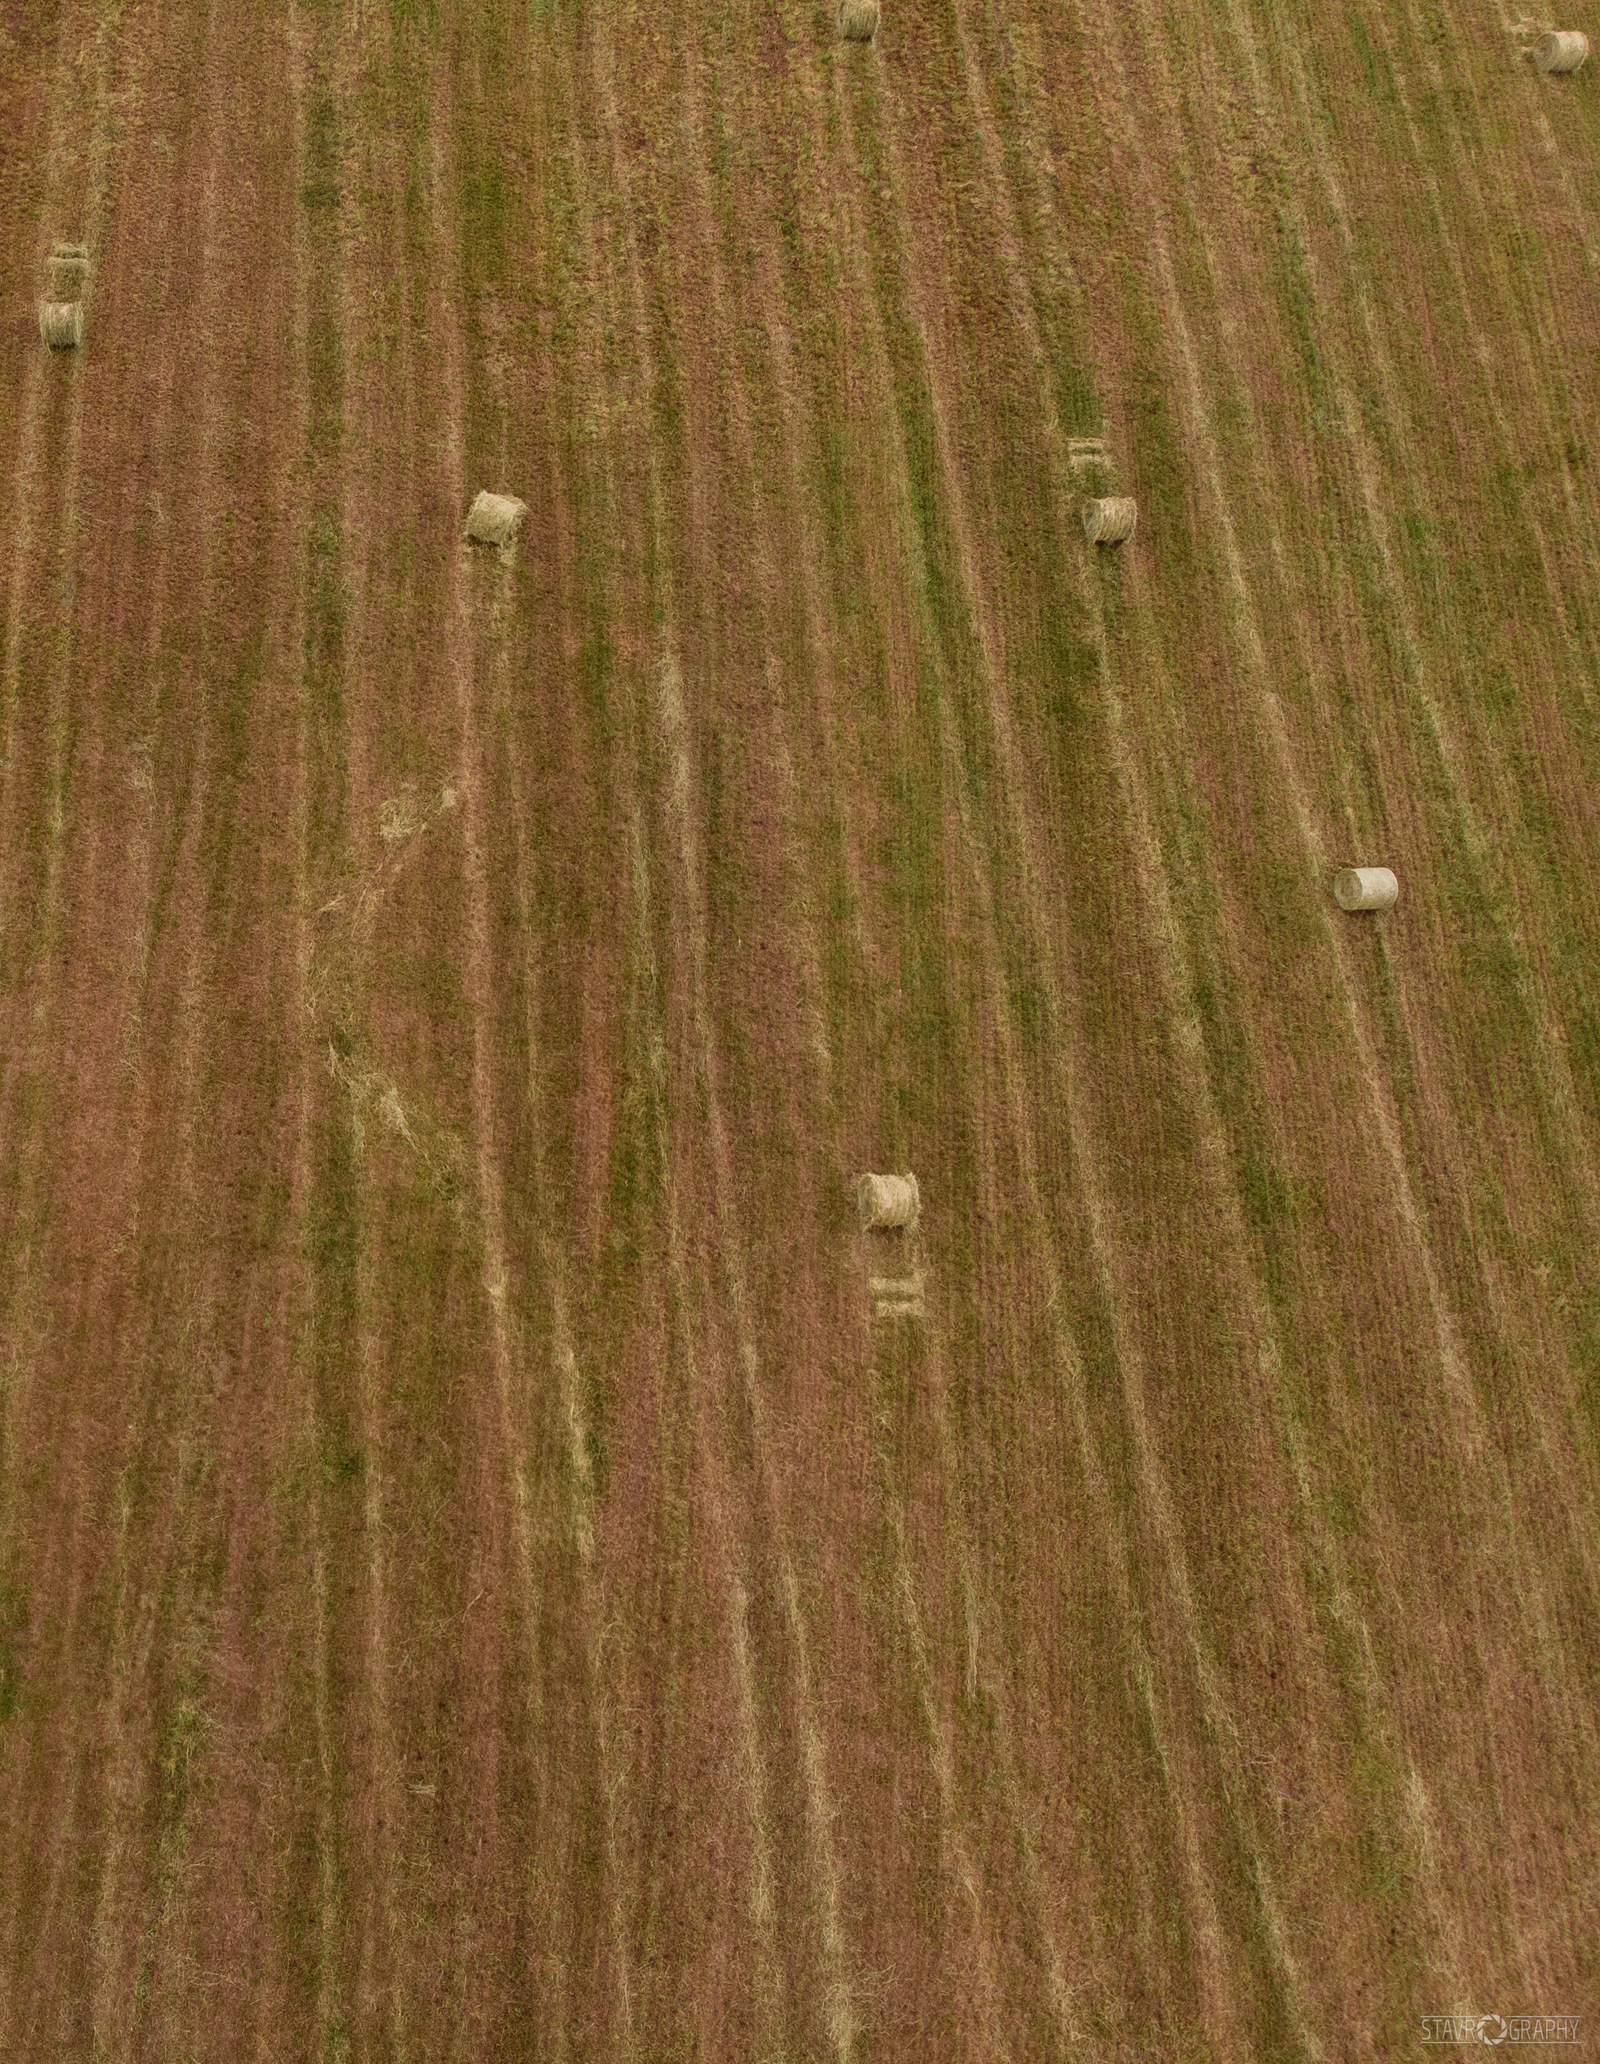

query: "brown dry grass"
xmin=0 ymin=0 xmax=1595 ymax=2056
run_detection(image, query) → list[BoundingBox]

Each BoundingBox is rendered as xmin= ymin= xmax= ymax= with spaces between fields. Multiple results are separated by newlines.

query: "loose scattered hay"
xmin=1332 ymin=865 xmax=1399 ymax=912
xmin=870 ymin=1272 xmax=925 ymax=1321
xmin=47 ymin=243 xmax=89 ymax=298
xmin=38 ymin=301 xmax=84 ymax=350
xmin=856 ymin=1172 xmax=920 ymax=1232
xmin=466 ymin=490 xmax=527 ymax=547
xmin=1081 ymin=496 xmax=1138 ymax=545
xmin=379 ymin=791 xmax=423 ymax=843
xmin=839 ymin=0 xmax=880 ymax=39
xmin=1068 ymin=437 xmax=1110 ymax=470
xmin=1535 ymin=29 xmax=1589 ymax=69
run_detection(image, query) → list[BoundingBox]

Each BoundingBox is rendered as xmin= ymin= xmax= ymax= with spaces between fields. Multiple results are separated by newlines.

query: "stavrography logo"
xmin=1421 ymin=2014 xmax=1580 ymax=2046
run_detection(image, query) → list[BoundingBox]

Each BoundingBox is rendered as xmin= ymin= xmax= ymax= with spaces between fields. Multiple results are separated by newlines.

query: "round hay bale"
xmin=466 ymin=490 xmax=527 ymax=548
xmin=1081 ymin=496 xmax=1138 ymax=546
xmin=1535 ymin=28 xmax=1589 ymax=69
xmin=856 ymin=1172 xmax=920 ymax=1232
xmin=839 ymin=0 xmax=880 ymax=39
xmin=38 ymin=301 xmax=84 ymax=350
xmin=1332 ymin=866 xmax=1399 ymax=912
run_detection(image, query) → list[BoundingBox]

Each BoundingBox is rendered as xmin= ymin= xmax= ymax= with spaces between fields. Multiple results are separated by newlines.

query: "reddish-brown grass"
xmin=0 ymin=0 xmax=1595 ymax=2056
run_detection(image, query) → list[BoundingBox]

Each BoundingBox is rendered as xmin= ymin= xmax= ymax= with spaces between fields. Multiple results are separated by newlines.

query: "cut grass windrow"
xmin=429 ymin=28 xmax=642 ymax=2056
xmin=582 ymin=12 xmax=862 ymax=2054
xmin=286 ymin=0 xmax=354 ymax=2051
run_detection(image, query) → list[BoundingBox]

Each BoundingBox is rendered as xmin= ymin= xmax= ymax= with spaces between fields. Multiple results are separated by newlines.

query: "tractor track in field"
xmin=309 ymin=3 xmax=410 ymax=2046
xmin=327 ymin=20 xmax=621 ymax=2055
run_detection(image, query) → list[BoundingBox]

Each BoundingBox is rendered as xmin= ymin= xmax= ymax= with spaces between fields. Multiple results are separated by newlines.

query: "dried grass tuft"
xmin=378 ymin=791 xmax=423 ymax=843
xmin=47 ymin=243 xmax=89 ymax=298
xmin=1081 ymin=496 xmax=1138 ymax=546
xmin=870 ymin=1271 xmax=925 ymax=1321
xmin=466 ymin=490 xmax=527 ymax=548
xmin=38 ymin=301 xmax=84 ymax=351
xmin=839 ymin=0 xmax=880 ymax=40
xmin=856 ymin=1172 xmax=920 ymax=1232
xmin=1534 ymin=28 xmax=1588 ymax=69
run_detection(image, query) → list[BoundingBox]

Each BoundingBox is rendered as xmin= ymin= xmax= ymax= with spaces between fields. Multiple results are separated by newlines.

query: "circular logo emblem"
xmin=1477 ymin=2016 xmax=1508 ymax=2047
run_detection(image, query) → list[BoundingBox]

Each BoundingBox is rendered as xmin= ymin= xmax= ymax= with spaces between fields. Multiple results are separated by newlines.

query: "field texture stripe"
xmin=838 ymin=24 xmax=1325 ymax=2049
xmin=425 ymin=23 xmax=643 ymax=2057
xmin=1123 ymin=0 xmax=1600 ymax=1674
xmin=983 ymin=19 xmax=1473 ymax=1986
xmin=581 ymin=13 xmax=863 ymax=2057
xmin=1070 ymin=0 xmax=1600 ymax=1985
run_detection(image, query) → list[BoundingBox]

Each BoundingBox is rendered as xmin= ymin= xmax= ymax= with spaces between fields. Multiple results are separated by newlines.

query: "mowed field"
xmin=1 ymin=0 xmax=1598 ymax=2054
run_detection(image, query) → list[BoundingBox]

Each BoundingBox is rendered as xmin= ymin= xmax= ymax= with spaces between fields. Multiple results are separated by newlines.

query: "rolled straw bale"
xmin=839 ymin=0 xmax=880 ymax=39
xmin=465 ymin=490 xmax=527 ymax=547
xmin=38 ymin=301 xmax=84 ymax=350
xmin=1535 ymin=29 xmax=1589 ymax=69
xmin=1332 ymin=866 xmax=1399 ymax=912
xmin=1081 ymin=496 xmax=1138 ymax=546
xmin=856 ymin=1172 xmax=920 ymax=1232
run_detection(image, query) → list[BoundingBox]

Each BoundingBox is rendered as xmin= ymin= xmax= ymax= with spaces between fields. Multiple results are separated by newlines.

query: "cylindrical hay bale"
xmin=466 ymin=490 xmax=527 ymax=547
xmin=38 ymin=301 xmax=84 ymax=350
xmin=1081 ymin=496 xmax=1138 ymax=546
xmin=856 ymin=1172 xmax=920 ymax=1232
xmin=1535 ymin=29 xmax=1589 ymax=70
xmin=1332 ymin=866 xmax=1399 ymax=912
xmin=839 ymin=0 xmax=880 ymax=39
